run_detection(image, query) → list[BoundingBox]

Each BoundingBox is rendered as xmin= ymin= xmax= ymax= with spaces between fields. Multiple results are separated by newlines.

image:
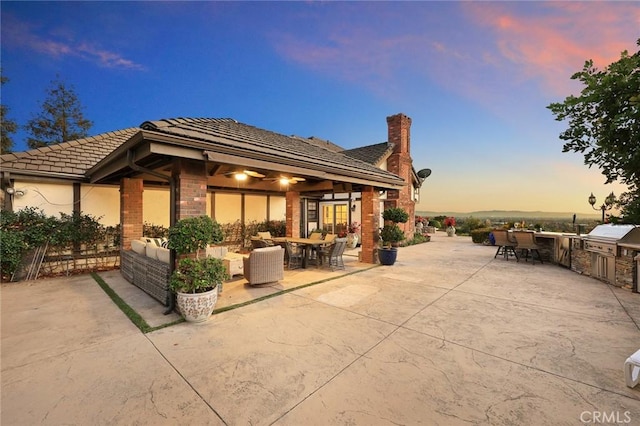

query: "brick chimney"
xmin=385 ymin=113 xmax=415 ymax=240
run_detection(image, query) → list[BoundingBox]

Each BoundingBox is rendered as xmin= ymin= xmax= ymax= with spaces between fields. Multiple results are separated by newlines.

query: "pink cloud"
xmin=464 ymin=1 xmax=639 ymax=96
xmin=3 ymin=14 xmax=145 ymax=71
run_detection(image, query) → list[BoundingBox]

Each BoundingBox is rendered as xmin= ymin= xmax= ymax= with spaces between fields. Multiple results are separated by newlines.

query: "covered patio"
xmin=87 ymin=117 xmax=410 ymax=266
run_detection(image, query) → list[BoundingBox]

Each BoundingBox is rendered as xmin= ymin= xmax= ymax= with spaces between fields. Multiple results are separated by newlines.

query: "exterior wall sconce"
xmin=351 ymin=204 xmax=356 ymax=212
xmin=5 ymin=187 xmax=25 ymax=197
xmin=588 ymin=191 xmax=616 ymax=222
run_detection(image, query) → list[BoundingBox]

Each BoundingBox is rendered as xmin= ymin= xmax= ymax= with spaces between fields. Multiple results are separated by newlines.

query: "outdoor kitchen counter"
xmin=532 ymin=231 xmax=576 ymax=267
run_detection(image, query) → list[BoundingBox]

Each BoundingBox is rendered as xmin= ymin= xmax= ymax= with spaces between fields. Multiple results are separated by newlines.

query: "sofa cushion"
xmin=156 ymin=247 xmax=171 ymax=264
xmin=131 ymin=240 xmax=147 ymax=255
xmin=145 ymin=244 xmax=158 ymax=260
xmin=257 ymin=231 xmax=272 ymax=239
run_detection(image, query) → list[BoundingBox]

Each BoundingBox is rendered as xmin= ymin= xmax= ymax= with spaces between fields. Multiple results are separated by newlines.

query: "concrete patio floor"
xmin=2 ymin=231 xmax=640 ymax=425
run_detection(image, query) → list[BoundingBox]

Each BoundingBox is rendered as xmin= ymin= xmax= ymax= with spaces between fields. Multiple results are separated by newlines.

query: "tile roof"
xmin=1 ymin=128 xmax=138 ymax=179
xmin=341 ymin=142 xmax=393 ymax=166
xmin=1 ymin=117 xmax=406 ymax=187
xmin=139 ymin=118 xmax=404 ymax=183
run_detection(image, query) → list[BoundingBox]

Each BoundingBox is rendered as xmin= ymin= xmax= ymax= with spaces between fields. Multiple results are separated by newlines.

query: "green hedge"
xmin=470 ymin=227 xmax=493 ymax=244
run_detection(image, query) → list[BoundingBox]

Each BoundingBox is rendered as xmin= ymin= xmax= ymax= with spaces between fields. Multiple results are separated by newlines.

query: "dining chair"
xmin=513 ymin=231 xmax=543 ymax=264
xmin=492 ymin=229 xmax=518 ymax=261
xmin=284 ymin=241 xmax=303 ymax=270
xmin=320 ymin=238 xmax=347 ymax=270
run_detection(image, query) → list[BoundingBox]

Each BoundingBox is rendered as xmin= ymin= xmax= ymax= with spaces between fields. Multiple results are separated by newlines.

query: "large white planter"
xmin=346 ymin=233 xmax=359 ymax=249
xmin=176 ymin=287 xmax=218 ymax=323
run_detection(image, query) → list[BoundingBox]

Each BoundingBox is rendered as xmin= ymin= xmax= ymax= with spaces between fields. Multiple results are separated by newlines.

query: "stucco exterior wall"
xmin=13 ymin=181 xmax=74 ymax=217
xmin=82 ymin=185 xmax=120 ymax=226
xmin=214 ymin=193 xmax=241 ymax=224
xmin=143 ymin=188 xmax=171 ymax=227
xmin=245 ymin=194 xmax=267 ymax=222
xmin=269 ymin=196 xmax=286 ymax=221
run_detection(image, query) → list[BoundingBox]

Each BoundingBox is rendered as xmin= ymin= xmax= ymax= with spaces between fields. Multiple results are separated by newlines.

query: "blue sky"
xmin=2 ymin=1 xmax=638 ymax=215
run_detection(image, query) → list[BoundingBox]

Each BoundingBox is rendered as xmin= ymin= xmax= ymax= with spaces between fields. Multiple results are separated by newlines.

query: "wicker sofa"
xmin=243 ymin=246 xmax=285 ymax=285
xmin=120 ymin=243 xmax=171 ymax=307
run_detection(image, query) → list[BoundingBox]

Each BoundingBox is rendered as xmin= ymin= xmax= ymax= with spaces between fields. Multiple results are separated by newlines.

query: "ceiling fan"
xmin=264 ymin=176 xmax=306 ymax=185
xmin=224 ymin=170 xmax=266 ymax=180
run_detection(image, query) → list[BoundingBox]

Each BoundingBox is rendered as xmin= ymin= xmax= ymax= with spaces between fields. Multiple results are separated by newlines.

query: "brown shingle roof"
xmin=139 ymin=118 xmax=404 ymax=184
xmin=2 ymin=117 xmax=406 ymax=188
xmin=341 ymin=142 xmax=393 ymax=166
xmin=1 ymin=128 xmax=138 ymax=180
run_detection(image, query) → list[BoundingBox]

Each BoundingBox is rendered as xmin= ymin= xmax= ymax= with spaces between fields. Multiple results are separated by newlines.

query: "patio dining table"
xmin=272 ymin=237 xmax=331 ymax=268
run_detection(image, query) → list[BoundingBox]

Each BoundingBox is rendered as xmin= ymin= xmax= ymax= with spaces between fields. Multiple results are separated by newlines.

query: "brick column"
xmin=172 ymin=159 xmax=207 ymax=220
xmin=360 ymin=186 xmax=380 ymax=264
xmin=120 ymin=178 xmax=144 ymax=250
xmin=286 ymin=191 xmax=300 ymax=238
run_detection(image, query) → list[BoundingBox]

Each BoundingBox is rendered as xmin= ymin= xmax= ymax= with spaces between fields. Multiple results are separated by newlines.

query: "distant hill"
xmin=417 ymin=210 xmax=601 ymax=220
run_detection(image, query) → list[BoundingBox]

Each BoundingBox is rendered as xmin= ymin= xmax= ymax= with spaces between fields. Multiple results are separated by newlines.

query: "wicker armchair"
xmin=243 ymin=246 xmax=285 ymax=285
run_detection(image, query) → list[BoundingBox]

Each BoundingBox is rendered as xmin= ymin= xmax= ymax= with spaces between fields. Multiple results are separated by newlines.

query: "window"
xmin=322 ymin=204 xmax=348 ymax=234
xmin=308 ymin=202 xmax=318 ymax=221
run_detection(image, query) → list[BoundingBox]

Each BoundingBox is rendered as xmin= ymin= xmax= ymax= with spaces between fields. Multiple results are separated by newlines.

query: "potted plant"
xmin=378 ymin=207 xmax=409 ymax=265
xmin=168 ymin=215 xmax=229 ymax=322
xmin=444 ymin=216 xmax=456 ymax=237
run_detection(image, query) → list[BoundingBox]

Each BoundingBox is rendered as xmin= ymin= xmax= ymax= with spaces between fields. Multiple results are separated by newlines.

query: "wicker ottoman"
xmin=224 ymin=252 xmax=247 ymax=277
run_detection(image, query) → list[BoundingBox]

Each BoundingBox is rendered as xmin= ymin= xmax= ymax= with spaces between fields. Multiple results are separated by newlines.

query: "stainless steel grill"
xmin=582 ymin=224 xmax=640 ymax=282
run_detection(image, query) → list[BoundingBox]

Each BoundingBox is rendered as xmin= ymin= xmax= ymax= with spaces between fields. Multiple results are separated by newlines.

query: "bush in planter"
xmin=169 ymin=257 xmax=228 ymax=294
xmin=168 ymin=215 xmax=224 ymax=258
xmin=380 ymin=224 xmax=405 ymax=248
xmin=380 ymin=207 xmax=409 ymax=247
xmin=168 ymin=216 xmax=228 ymax=293
xmin=168 ymin=215 xmax=229 ymax=322
xmin=382 ymin=207 xmax=409 ymax=224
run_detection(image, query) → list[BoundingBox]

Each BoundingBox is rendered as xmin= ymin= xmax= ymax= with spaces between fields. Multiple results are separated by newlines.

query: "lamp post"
xmin=588 ymin=191 xmax=616 ymax=222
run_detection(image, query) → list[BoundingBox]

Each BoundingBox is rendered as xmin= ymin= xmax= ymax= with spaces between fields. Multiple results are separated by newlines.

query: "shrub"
xmin=382 ymin=207 xmax=409 ymax=224
xmin=168 ymin=216 xmax=223 ymax=257
xmin=380 ymin=224 xmax=405 ymax=247
xmin=405 ymin=233 xmax=430 ymax=245
xmin=144 ymin=222 xmax=169 ymax=238
xmin=258 ymin=220 xmax=286 ymax=237
xmin=470 ymin=227 xmax=493 ymax=244
xmin=169 ymin=257 xmax=228 ymax=293
xmin=429 ymin=220 xmax=441 ymax=228
xmin=0 ymin=229 xmax=26 ymax=280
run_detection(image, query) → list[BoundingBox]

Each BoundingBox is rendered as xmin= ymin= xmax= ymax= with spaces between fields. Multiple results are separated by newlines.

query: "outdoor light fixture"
xmin=5 ymin=187 xmax=25 ymax=197
xmin=588 ymin=191 xmax=616 ymax=222
xmin=279 ymin=177 xmax=290 ymax=185
xmin=234 ymin=172 xmax=248 ymax=181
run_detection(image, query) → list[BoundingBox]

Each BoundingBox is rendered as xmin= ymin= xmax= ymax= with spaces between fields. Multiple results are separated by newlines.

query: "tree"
xmin=547 ymin=39 xmax=640 ymax=223
xmin=25 ymin=77 xmax=93 ymax=149
xmin=1 ymin=71 xmax=18 ymax=154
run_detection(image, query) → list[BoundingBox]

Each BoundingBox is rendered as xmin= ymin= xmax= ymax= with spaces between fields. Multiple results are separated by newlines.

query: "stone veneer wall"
xmin=616 ymin=248 xmax=638 ymax=290
xmin=570 ymin=238 xmax=591 ymax=278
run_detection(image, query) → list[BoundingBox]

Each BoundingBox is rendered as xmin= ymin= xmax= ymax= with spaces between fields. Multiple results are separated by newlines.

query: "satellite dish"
xmin=417 ymin=168 xmax=432 ymax=179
